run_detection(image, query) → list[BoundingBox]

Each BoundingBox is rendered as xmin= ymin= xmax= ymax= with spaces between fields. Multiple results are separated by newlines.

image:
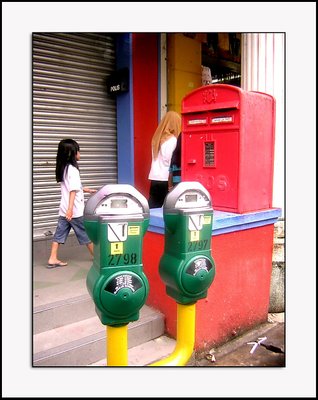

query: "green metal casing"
xmin=84 ymin=185 xmax=149 ymax=326
xmin=159 ymin=182 xmax=216 ymax=304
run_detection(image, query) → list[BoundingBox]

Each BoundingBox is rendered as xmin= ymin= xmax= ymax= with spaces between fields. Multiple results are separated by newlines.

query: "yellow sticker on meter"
xmin=190 ymin=231 xmax=200 ymax=242
xmin=203 ymin=215 xmax=211 ymax=224
xmin=111 ymin=242 xmax=123 ymax=255
xmin=128 ymin=226 xmax=140 ymax=235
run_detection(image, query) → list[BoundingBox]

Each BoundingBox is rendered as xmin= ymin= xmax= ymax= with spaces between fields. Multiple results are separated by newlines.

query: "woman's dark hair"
xmin=55 ymin=139 xmax=80 ymax=182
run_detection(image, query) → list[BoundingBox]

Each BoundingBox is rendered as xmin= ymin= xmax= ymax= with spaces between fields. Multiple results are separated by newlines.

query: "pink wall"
xmin=132 ymin=33 xmax=159 ymax=199
xmin=142 ymin=224 xmax=274 ymax=351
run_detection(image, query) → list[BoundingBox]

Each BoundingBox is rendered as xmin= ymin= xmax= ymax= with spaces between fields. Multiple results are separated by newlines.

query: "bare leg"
xmin=87 ymin=242 xmax=94 ymax=256
xmin=48 ymin=241 xmax=67 ymax=265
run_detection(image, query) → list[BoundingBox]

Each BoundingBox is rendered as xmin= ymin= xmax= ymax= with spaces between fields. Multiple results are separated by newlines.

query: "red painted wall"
xmin=132 ymin=33 xmax=159 ymax=199
xmin=142 ymin=224 xmax=274 ymax=351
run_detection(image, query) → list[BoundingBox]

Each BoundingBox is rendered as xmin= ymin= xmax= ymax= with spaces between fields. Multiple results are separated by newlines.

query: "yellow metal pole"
xmin=149 ymin=303 xmax=196 ymax=366
xmin=106 ymin=325 xmax=128 ymax=366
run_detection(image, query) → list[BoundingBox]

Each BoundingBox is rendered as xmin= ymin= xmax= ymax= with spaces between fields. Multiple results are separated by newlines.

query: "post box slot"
xmin=211 ymin=107 xmax=237 ymax=112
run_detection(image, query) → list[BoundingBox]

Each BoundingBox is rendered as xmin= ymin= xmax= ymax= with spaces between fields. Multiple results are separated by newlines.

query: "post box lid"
xmin=182 ymin=84 xmax=275 ymax=114
xmin=182 ymin=84 xmax=241 ymax=114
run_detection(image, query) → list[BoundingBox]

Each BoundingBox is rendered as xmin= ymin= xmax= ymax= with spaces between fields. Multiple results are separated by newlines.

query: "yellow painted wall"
xmin=167 ymin=34 xmax=202 ymax=113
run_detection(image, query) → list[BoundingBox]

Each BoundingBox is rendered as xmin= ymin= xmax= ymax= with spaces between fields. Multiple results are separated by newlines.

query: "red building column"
xmin=132 ymin=33 xmax=159 ymax=198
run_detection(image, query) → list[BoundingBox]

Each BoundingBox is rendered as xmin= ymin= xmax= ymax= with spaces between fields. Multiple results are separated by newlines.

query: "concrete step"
xmin=89 ymin=335 xmax=177 ymax=366
xmin=33 ymin=280 xmax=95 ymax=334
xmin=272 ymin=238 xmax=284 ymax=263
xmin=33 ymin=304 xmax=166 ymax=366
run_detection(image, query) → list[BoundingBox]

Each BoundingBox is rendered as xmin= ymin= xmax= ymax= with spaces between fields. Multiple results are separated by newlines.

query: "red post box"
xmin=181 ymin=84 xmax=276 ymax=213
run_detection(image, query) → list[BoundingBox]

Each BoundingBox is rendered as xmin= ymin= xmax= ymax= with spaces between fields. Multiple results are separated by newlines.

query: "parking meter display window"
xmin=95 ymin=194 xmax=143 ymax=215
xmin=111 ymin=198 xmax=128 ymax=208
xmin=174 ymin=191 xmax=210 ymax=209
xmin=185 ymin=194 xmax=197 ymax=202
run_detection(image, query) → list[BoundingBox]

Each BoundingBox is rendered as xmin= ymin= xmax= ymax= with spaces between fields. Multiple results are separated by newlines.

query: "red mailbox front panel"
xmin=183 ymin=127 xmax=239 ymax=210
xmin=181 ymin=84 xmax=275 ymax=213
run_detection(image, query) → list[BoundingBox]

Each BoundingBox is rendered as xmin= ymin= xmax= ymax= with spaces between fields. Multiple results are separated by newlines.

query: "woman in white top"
xmin=148 ymin=111 xmax=181 ymax=208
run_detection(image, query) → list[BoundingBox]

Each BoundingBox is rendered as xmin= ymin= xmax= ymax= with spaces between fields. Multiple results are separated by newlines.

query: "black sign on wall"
xmin=106 ymin=67 xmax=129 ymax=95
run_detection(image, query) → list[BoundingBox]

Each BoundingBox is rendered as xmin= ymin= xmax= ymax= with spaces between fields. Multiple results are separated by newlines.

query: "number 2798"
xmin=108 ymin=253 xmax=137 ymax=266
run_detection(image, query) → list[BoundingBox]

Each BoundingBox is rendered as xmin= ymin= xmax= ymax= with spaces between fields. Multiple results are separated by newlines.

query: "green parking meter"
xmin=84 ymin=184 xmax=149 ymax=326
xmin=159 ymin=181 xmax=216 ymax=304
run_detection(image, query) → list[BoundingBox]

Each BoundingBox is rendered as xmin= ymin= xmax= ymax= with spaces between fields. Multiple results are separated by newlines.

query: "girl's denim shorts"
xmin=53 ymin=216 xmax=91 ymax=245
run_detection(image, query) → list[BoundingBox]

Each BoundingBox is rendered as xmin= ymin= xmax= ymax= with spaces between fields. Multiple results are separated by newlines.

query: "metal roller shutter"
xmin=33 ymin=33 xmax=117 ymax=237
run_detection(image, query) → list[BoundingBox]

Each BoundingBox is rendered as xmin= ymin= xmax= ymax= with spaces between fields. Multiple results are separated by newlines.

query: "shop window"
xmin=202 ymin=33 xmax=241 ymax=87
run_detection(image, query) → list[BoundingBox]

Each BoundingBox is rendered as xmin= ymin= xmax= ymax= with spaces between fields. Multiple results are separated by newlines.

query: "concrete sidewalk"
xmin=191 ymin=313 xmax=285 ymax=367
